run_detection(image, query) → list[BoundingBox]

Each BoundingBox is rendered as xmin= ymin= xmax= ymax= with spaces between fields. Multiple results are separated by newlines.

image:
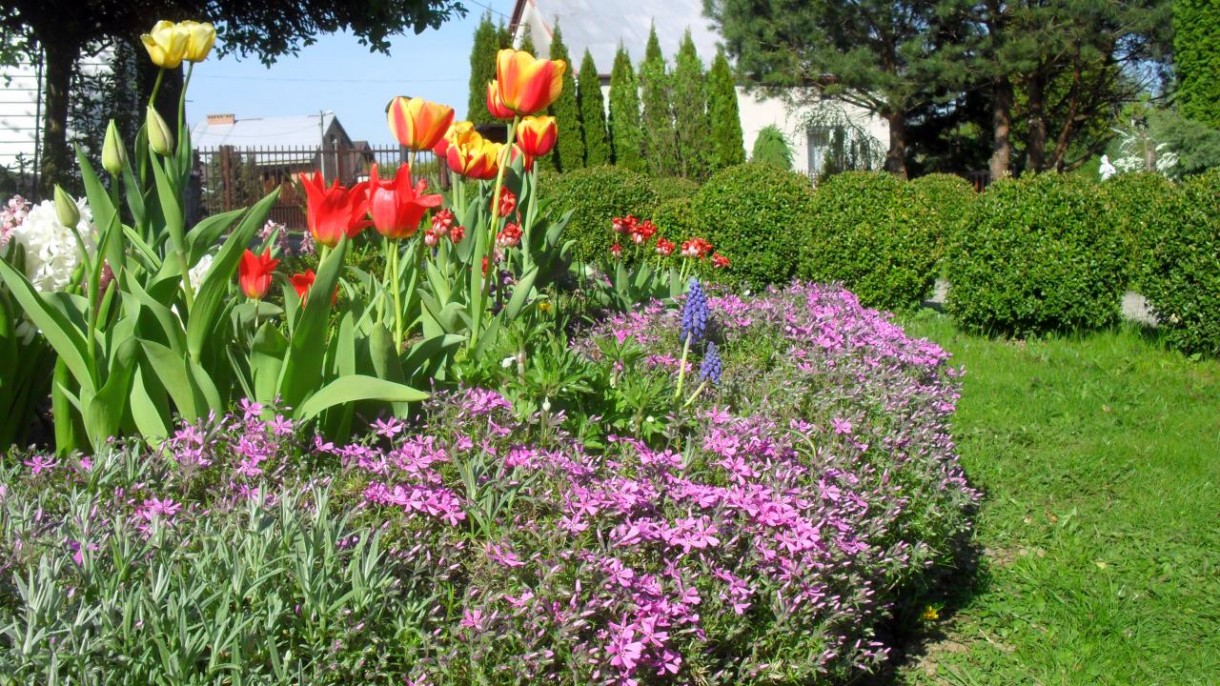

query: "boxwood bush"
xmin=649 ymin=175 xmax=701 ymax=202
xmin=1101 ymin=172 xmax=1180 ymax=288
xmin=1141 ymin=169 xmax=1220 ymax=357
xmin=693 ymin=162 xmax=814 ymax=288
xmin=799 ymin=172 xmax=945 ymax=310
xmin=911 ymin=173 xmax=976 ymax=252
xmin=947 ymin=173 xmax=1126 ymax=336
xmin=540 ymin=165 xmax=660 ymax=264
xmin=651 ymin=196 xmax=700 ymax=242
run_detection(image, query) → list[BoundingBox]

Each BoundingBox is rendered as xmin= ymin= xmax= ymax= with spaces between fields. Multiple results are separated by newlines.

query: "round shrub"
xmin=910 ymin=173 xmax=977 ymax=237
xmin=649 ymin=175 xmax=701 ymax=202
xmin=693 ymin=162 xmax=814 ymax=288
xmin=1101 ymin=172 xmax=1180 ymax=288
xmin=947 ymin=173 xmax=1126 ymax=336
xmin=799 ymin=171 xmax=944 ymax=311
xmin=1142 ymin=169 xmax=1220 ymax=357
xmin=541 ymin=165 xmax=659 ymax=264
xmin=651 ymin=196 xmax=700 ymax=242
xmin=750 ymin=124 xmax=793 ymax=170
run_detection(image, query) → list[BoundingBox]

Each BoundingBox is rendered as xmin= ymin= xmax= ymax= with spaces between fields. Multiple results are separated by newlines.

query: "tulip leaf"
xmin=473 ymin=316 xmax=501 ymax=359
xmin=336 ymin=312 xmax=357 ymax=378
xmin=140 ymin=340 xmax=204 ymax=421
xmin=278 ymin=234 xmax=347 ymax=410
xmin=187 ymin=189 xmax=279 ymax=360
xmin=129 ymin=365 xmax=171 ymax=441
xmin=82 ymin=336 xmax=138 ymax=450
xmin=149 ymin=155 xmax=187 ymax=254
xmin=122 ymin=271 xmax=184 ymax=354
xmin=250 ymin=322 xmax=288 ymax=406
xmin=293 ymin=375 xmax=427 ymax=423
xmin=76 ymin=145 xmax=125 ymax=276
xmin=425 ymin=260 xmax=451 ymax=302
xmin=121 ymin=159 xmax=147 ymax=231
xmin=505 ymin=265 xmax=539 ymax=321
xmin=187 ymin=208 xmax=245 ymax=266
xmin=0 ymin=258 xmax=95 ymax=392
xmin=401 ymin=334 xmax=464 ymax=386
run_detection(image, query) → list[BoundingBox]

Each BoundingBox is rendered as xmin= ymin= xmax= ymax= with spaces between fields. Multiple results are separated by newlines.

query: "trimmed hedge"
xmin=541 ymin=165 xmax=660 ymax=264
xmin=650 ymin=175 xmax=701 ymax=202
xmin=947 ymin=173 xmax=1126 ymax=336
xmin=1101 ymin=172 xmax=1180 ymax=288
xmin=799 ymin=172 xmax=945 ymax=311
xmin=651 ymin=196 xmax=700 ymax=243
xmin=693 ymin=162 xmax=814 ymax=288
xmin=1142 ymin=169 xmax=1220 ymax=356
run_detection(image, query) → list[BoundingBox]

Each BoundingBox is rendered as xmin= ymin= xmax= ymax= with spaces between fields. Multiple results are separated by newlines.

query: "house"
xmin=190 ymin=112 xmax=368 ymax=185
xmin=508 ymin=0 xmax=888 ymax=178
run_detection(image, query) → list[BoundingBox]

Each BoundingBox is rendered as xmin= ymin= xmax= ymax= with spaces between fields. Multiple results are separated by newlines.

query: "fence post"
xmin=219 ymin=145 xmax=236 ymax=212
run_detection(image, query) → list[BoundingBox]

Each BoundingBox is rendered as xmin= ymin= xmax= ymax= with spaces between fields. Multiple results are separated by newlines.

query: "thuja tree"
xmin=671 ymin=31 xmax=713 ymax=179
xmin=466 ymin=13 xmax=499 ymax=125
xmin=708 ymin=49 xmax=745 ymax=171
xmin=577 ymin=50 xmax=611 ymax=166
xmin=518 ymin=23 xmax=536 ymax=55
xmin=640 ymin=23 xmax=679 ymax=176
xmin=1174 ymin=0 xmax=1220 ymax=128
xmin=546 ymin=23 xmax=584 ymax=172
xmin=608 ymin=44 xmax=645 ymax=171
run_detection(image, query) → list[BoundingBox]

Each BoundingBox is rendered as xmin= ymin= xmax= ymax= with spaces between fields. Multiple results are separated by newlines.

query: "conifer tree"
xmin=578 ymin=50 xmax=612 ymax=166
xmin=518 ymin=23 xmax=537 ymax=55
xmin=546 ymin=23 xmax=584 ymax=172
xmin=1174 ymin=0 xmax=1220 ymax=128
xmin=639 ymin=23 xmax=679 ymax=176
xmin=608 ymin=44 xmax=645 ymax=172
xmin=497 ymin=21 xmax=512 ymax=50
xmin=670 ymin=31 xmax=713 ymax=179
xmin=707 ymin=49 xmax=746 ymax=171
xmin=467 ymin=13 xmax=499 ymax=125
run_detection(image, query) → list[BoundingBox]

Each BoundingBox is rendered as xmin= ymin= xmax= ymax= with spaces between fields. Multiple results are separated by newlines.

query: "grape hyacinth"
xmin=679 ymin=278 xmax=709 ymax=346
xmin=699 ymin=340 xmax=722 ymax=384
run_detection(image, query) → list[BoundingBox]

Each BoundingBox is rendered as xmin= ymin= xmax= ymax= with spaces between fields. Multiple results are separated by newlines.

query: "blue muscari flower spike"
xmin=680 ymin=278 xmax=709 ymax=346
xmin=699 ymin=340 xmax=722 ymax=385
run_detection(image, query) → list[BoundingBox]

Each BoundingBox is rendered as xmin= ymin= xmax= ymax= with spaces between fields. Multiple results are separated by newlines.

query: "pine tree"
xmin=518 ymin=24 xmax=537 ymax=55
xmin=608 ymin=44 xmax=645 ymax=171
xmin=546 ymin=23 xmax=584 ymax=172
xmin=497 ymin=21 xmax=512 ymax=50
xmin=578 ymin=50 xmax=611 ymax=166
xmin=640 ymin=23 xmax=679 ymax=176
xmin=467 ymin=13 xmax=499 ymax=125
xmin=670 ymin=31 xmax=714 ymax=179
xmin=707 ymin=49 xmax=745 ymax=171
xmin=1174 ymin=0 xmax=1220 ymax=128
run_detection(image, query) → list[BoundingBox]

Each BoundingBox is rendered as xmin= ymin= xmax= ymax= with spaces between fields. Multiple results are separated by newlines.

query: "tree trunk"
xmin=38 ymin=39 xmax=79 ymax=198
xmin=1025 ymin=72 xmax=1047 ymax=172
xmin=989 ymin=75 xmax=1013 ymax=180
xmin=884 ymin=111 xmax=908 ymax=179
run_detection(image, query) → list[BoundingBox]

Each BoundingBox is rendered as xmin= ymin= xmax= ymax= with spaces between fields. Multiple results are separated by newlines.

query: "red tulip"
xmin=496 ymin=49 xmax=566 ymax=116
xmin=238 ymin=248 xmax=278 ymax=300
xmin=290 ymin=269 xmax=315 ymax=301
xmin=368 ymin=163 xmax=444 ymax=240
xmin=711 ymin=253 xmax=731 ymax=269
xmin=656 ymin=237 xmax=676 ymax=257
xmin=486 ymin=81 xmax=515 ymax=120
xmin=300 ymin=171 xmax=370 ymax=248
xmin=495 ymin=188 xmax=517 ymax=217
xmin=387 ymin=97 xmax=455 ymax=152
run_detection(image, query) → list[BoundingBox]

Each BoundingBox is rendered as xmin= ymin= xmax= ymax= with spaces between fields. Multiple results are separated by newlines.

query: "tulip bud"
xmin=146 ymin=105 xmax=174 ymax=156
xmin=102 ymin=120 xmax=126 ymax=175
xmin=53 ymin=186 xmax=80 ymax=228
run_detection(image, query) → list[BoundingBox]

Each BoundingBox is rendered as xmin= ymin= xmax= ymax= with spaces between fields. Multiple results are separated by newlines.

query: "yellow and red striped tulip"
xmin=387 ymin=96 xmax=455 ymax=152
xmin=486 ymin=81 xmax=515 ymax=120
xmin=432 ymin=120 xmax=474 ymax=158
xmin=446 ymin=130 xmax=503 ymax=180
xmin=516 ymin=115 xmax=558 ymax=160
xmin=495 ymin=49 xmax=566 ymax=116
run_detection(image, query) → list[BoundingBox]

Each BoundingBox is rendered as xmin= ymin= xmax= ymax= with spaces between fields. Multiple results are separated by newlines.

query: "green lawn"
xmin=895 ymin=312 xmax=1220 ymax=686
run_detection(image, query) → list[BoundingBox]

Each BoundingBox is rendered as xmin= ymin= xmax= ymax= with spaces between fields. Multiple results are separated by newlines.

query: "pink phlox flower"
xmin=459 ymin=608 xmax=485 ymax=630
xmin=23 ymin=455 xmax=57 ymax=475
xmin=606 ymin=620 xmax=645 ymax=673
xmin=503 ymin=588 xmax=535 ymax=609
xmin=832 ymin=417 xmax=854 ymax=435
xmin=485 ymin=542 xmax=525 ymax=568
xmin=371 ymin=416 xmax=405 ymax=439
xmin=238 ymin=398 xmax=263 ymax=420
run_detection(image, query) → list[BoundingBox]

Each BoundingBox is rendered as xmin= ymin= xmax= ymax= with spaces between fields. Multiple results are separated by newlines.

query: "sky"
xmin=186 ymin=0 xmax=516 ymax=146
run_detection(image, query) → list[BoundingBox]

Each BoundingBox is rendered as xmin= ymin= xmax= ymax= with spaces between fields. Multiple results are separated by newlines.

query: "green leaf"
xmin=82 ymin=337 xmax=138 ymax=449
xmin=0 ymin=259 xmax=95 ymax=391
xmin=294 ymin=375 xmax=427 ymax=423
xmin=129 ymin=365 xmax=171 ymax=441
xmin=149 ymin=155 xmax=187 ymax=254
xmin=187 ymin=209 xmax=245 ymax=265
xmin=76 ymin=145 xmax=124 ymax=275
xmin=278 ymin=235 xmax=347 ymax=410
xmin=250 ymin=322 xmax=288 ymax=406
xmin=504 ymin=265 xmax=538 ymax=321
xmin=187 ymin=189 xmax=279 ymax=360
xmin=140 ymin=340 xmax=203 ymax=421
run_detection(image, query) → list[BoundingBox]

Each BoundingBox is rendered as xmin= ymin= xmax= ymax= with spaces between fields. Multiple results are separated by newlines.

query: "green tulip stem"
xmin=377 ymin=239 xmax=391 ymax=327
xmin=391 ymin=242 xmax=405 ymax=350
xmin=484 ymin=116 xmax=520 ymax=302
xmin=179 ymin=63 xmax=194 ymax=140
xmin=674 ymin=334 xmax=692 ymax=400
xmin=147 ymin=68 xmax=165 ymax=109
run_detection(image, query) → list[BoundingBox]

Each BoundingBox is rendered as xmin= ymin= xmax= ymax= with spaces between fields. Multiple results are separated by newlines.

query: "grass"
xmin=893 ymin=311 xmax=1220 ymax=686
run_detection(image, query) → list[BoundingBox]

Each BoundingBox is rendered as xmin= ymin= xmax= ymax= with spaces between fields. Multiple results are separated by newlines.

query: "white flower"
xmin=189 ymin=253 xmax=214 ymax=291
xmin=7 ymin=197 xmax=95 ymax=293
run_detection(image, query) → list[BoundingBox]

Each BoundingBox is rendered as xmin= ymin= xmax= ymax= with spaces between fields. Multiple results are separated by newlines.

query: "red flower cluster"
xmin=497 ymin=222 xmax=522 ymax=248
xmin=680 ymin=238 xmax=713 ymax=259
xmin=424 ymin=208 xmax=465 ymax=247
xmin=607 ymin=215 xmax=727 ymax=268
xmin=496 ymin=188 xmax=517 ymax=218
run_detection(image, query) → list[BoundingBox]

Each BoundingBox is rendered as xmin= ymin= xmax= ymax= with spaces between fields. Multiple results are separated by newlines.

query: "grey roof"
xmin=524 ymin=0 xmax=723 ymax=76
xmin=190 ymin=112 xmax=338 ymax=150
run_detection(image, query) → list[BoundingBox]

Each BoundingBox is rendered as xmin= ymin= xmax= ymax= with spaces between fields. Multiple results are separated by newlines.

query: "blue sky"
xmin=187 ymin=0 xmax=515 ymax=146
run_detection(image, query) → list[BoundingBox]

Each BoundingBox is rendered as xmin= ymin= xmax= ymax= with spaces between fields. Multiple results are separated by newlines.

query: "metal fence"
xmin=192 ymin=144 xmax=447 ymax=230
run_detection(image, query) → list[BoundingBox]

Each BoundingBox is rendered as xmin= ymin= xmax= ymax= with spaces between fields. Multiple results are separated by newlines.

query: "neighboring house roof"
xmin=190 ymin=112 xmax=348 ymax=151
xmin=511 ymin=0 xmax=722 ymax=76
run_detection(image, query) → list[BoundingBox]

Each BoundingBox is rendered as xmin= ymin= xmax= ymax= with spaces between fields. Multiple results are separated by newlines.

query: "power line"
xmin=466 ymin=0 xmax=512 ymax=20
xmin=194 ymin=74 xmax=464 ymax=84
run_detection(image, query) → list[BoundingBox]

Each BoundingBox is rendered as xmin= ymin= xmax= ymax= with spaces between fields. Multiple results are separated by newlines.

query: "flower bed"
xmin=0 ymin=283 xmax=976 ymax=684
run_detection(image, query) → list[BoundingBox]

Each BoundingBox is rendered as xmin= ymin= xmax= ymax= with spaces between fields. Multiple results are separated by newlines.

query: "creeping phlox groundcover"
xmin=0 ymin=283 xmax=977 ymax=685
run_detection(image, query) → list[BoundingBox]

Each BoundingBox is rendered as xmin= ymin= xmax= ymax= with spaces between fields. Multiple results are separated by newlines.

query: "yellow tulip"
xmin=141 ymin=20 xmax=190 ymax=69
xmin=180 ymin=21 xmax=216 ymax=63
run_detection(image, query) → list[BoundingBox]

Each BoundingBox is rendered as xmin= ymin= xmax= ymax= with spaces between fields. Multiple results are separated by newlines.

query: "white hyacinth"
xmin=189 ymin=253 xmax=214 ymax=291
xmin=6 ymin=197 xmax=96 ymax=293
